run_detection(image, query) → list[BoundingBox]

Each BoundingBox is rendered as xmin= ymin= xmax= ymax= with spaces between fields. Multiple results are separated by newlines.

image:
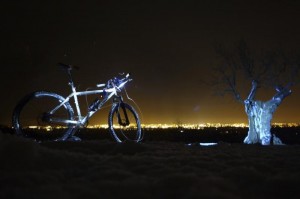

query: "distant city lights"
xmin=87 ymin=122 xmax=300 ymax=129
xmin=21 ymin=122 xmax=300 ymax=130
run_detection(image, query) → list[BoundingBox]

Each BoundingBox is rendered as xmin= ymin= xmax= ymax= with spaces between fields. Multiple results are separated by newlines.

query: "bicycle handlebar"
xmin=96 ymin=73 xmax=132 ymax=89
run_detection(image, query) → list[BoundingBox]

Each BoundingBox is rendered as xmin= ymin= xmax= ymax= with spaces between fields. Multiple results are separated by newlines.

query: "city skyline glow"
xmin=22 ymin=122 xmax=300 ymax=131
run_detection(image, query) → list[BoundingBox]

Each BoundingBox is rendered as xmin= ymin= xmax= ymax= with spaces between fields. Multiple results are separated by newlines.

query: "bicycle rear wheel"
xmin=108 ymin=102 xmax=142 ymax=143
xmin=12 ymin=91 xmax=74 ymax=141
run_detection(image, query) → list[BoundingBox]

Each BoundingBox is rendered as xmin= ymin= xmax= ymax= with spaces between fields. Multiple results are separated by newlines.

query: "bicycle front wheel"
xmin=12 ymin=91 xmax=74 ymax=141
xmin=108 ymin=102 xmax=142 ymax=143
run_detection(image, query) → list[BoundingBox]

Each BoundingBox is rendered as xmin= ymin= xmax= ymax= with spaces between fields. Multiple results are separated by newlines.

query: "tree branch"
xmin=272 ymin=83 xmax=292 ymax=101
xmin=246 ymin=80 xmax=258 ymax=102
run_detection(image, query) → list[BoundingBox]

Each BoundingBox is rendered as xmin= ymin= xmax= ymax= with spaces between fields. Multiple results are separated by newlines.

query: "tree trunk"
xmin=243 ymin=82 xmax=291 ymax=145
xmin=244 ymin=100 xmax=280 ymax=145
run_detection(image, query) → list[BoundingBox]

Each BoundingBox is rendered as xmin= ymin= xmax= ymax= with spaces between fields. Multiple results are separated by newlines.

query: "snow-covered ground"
xmin=1 ymin=131 xmax=300 ymax=199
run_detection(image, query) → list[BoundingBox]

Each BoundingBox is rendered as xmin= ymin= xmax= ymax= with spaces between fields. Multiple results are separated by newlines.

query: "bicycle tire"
xmin=12 ymin=91 xmax=74 ymax=141
xmin=108 ymin=102 xmax=142 ymax=143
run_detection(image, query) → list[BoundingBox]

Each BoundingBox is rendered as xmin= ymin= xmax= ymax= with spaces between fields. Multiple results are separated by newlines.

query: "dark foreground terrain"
xmin=1 ymin=127 xmax=300 ymax=199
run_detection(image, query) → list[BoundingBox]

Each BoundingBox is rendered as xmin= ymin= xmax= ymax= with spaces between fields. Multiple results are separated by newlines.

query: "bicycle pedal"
xmin=66 ymin=136 xmax=82 ymax=142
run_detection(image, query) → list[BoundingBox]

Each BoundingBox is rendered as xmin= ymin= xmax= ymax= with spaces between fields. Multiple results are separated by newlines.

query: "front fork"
xmin=113 ymin=96 xmax=130 ymax=126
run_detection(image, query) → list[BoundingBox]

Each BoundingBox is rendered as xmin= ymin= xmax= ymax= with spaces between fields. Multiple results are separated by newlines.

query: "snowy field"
xmin=1 ymin=128 xmax=300 ymax=199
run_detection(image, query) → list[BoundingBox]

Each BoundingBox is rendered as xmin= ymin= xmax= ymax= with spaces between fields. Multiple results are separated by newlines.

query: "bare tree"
xmin=212 ymin=40 xmax=300 ymax=145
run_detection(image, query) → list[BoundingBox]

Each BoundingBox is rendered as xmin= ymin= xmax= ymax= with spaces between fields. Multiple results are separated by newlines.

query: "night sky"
xmin=1 ymin=0 xmax=300 ymax=126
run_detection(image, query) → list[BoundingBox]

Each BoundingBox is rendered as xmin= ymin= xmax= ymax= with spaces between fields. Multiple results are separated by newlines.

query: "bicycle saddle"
xmin=58 ymin=63 xmax=79 ymax=71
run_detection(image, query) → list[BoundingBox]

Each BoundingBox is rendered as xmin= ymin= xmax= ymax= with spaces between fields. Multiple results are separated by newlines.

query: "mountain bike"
xmin=12 ymin=63 xmax=142 ymax=143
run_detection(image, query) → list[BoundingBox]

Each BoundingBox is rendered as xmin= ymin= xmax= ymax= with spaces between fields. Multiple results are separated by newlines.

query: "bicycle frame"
xmin=12 ymin=63 xmax=141 ymax=143
xmin=48 ymin=79 xmax=128 ymax=127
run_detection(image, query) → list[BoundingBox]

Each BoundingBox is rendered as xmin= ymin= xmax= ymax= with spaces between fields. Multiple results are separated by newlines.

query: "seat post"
xmin=58 ymin=63 xmax=76 ymax=87
xmin=67 ymin=70 xmax=75 ymax=87
xmin=66 ymin=68 xmax=82 ymax=118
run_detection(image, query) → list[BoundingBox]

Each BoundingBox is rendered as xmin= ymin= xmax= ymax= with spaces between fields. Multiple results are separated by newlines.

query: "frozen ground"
xmin=1 ymin=130 xmax=300 ymax=199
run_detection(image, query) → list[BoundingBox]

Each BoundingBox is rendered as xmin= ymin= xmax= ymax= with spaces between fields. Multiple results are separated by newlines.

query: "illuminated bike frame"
xmin=50 ymin=75 xmax=129 ymax=126
xmin=13 ymin=63 xmax=142 ymax=143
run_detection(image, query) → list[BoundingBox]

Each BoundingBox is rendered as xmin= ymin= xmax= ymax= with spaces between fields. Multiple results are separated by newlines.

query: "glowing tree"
xmin=212 ymin=41 xmax=299 ymax=145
